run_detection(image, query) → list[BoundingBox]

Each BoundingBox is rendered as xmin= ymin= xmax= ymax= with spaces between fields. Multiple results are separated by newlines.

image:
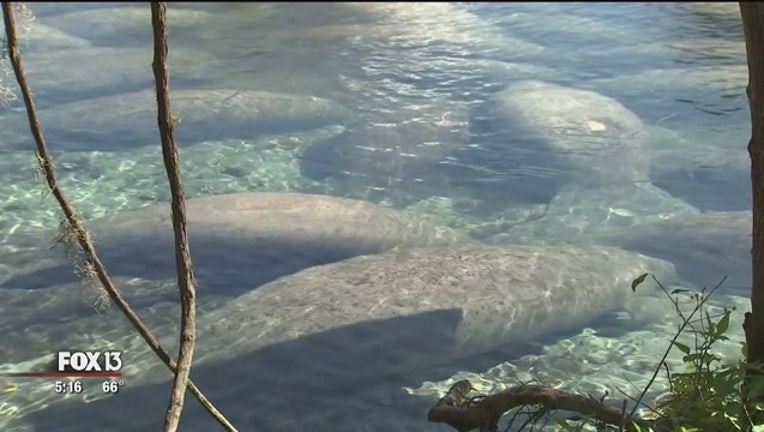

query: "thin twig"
xmin=628 ymin=275 xmax=726 ymax=419
xmin=1 ymin=3 xmax=236 ymax=430
xmin=151 ymin=3 xmax=198 ymax=432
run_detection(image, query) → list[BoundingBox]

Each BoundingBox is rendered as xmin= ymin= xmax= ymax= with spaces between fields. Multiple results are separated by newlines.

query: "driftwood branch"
xmin=1 ymin=3 xmax=237 ymax=430
xmin=151 ymin=3 xmax=198 ymax=432
xmin=427 ymin=380 xmax=653 ymax=432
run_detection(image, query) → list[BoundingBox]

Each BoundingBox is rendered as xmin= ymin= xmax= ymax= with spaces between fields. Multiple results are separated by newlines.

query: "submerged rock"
xmin=1 ymin=89 xmax=350 ymax=151
xmin=6 ymin=243 xmax=675 ymax=431
xmin=3 ymin=192 xmax=464 ymax=295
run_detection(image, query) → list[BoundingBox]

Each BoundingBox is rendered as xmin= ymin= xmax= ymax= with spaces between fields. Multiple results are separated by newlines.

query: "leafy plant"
xmin=628 ymin=274 xmax=764 ymax=432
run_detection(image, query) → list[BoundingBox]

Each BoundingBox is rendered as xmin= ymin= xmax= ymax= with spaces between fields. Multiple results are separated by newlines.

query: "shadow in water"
xmin=430 ymin=100 xmax=573 ymax=216
xmin=12 ymin=306 xmax=634 ymax=431
xmin=14 ymin=310 xmax=468 ymax=431
xmin=1 ymin=234 xmax=397 ymax=301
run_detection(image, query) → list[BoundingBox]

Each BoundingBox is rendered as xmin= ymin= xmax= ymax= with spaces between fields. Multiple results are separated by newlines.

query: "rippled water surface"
xmin=0 ymin=2 xmax=751 ymax=431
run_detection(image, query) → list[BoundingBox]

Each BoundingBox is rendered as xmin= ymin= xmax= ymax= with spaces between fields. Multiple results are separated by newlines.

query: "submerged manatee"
xmin=490 ymin=80 xmax=648 ymax=184
xmin=6 ymin=244 xmax=675 ymax=431
xmin=444 ymin=80 xmax=649 ymax=215
xmin=614 ymin=211 xmax=751 ymax=294
xmin=4 ymin=192 xmax=463 ymax=295
xmin=39 ymin=6 xmax=218 ymax=47
xmin=1 ymin=89 xmax=349 ymax=151
xmin=0 ymin=20 xmax=90 ymax=50
xmin=13 ymin=47 xmax=220 ymax=108
xmin=299 ymin=101 xmax=469 ymax=204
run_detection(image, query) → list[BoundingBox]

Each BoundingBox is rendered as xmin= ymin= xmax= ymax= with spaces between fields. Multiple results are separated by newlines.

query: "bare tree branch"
xmin=1 ymin=2 xmax=237 ymax=430
xmin=427 ymin=380 xmax=653 ymax=432
xmin=150 ymin=3 xmax=198 ymax=431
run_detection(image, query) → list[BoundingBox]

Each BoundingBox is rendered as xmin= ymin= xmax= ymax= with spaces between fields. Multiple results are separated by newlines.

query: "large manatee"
xmin=0 ymin=89 xmax=349 ymax=151
xmin=613 ymin=211 xmax=751 ymax=295
xmin=440 ymin=80 xmax=650 ymax=215
xmin=9 ymin=47 xmax=220 ymax=108
xmin=0 ymin=19 xmax=90 ymax=50
xmin=3 ymin=244 xmax=675 ymax=431
xmin=38 ymin=6 xmax=219 ymax=47
xmin=489 ymin=80 xmax=648 ymax=184
xmin=2 ymin=192 xmax=463 ymax=296
xmin=299 ymin=100 xmax=470 ymax=205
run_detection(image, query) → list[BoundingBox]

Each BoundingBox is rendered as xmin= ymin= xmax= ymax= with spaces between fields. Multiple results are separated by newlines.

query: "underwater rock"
xmin=3 ymin=192 xmax=464 ymax=295
xmin=0 ymin=88 xmax=350 ymax=151
xmin=6 ymin=243 xmax=675 ymax=431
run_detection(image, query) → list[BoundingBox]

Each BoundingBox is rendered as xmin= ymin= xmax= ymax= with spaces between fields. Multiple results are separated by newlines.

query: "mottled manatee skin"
xmin=4 ymin=192 xmax=464 ymax=294
xmin=2 ymin=89 xmax=349 ymax=151
xmin=187 ymin=243 xmax=676 ymax=366
xmin=3 ymin=243 xmax=675 ymax=431
xmin=489 ymin=80 xmax=648 ymax=184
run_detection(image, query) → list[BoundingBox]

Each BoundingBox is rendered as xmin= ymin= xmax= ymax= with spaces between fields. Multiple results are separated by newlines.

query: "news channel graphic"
xmin=0 ymin=350 xmax=125 ymax=395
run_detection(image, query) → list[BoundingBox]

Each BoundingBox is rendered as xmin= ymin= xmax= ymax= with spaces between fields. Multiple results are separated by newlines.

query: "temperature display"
xmin=101 ymin=379 xmax=124 ymax=394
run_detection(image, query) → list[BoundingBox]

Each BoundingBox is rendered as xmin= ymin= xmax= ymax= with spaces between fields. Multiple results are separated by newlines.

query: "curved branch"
xmin=150 ymin=3 xmax=198 ymax=432
xmin=1 ymin=3 xmax=237 ymax=431
xmin=427 ymin=380 xmax=652 ymax=432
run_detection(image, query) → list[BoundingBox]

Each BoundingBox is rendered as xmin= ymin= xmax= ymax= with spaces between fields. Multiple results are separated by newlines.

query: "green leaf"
xmin=631 ymin=273 xmax=649 ymax=292
xmin=671 ymin=288 xmax=691 ymax=295
xmin=673 ymin=341 xmax=692 ymax=355
xmin=716 ymin=311 xmax=730 ymax=334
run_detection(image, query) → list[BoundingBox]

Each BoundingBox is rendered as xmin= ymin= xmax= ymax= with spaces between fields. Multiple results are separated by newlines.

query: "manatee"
xmin=3 ymin=244 xmax=675 ymax=431
xmin=640 ymin=125 xmax=751 ymax=211
xmin=490 ymin=182 xmax=701 ymax=245
xmin=441 ymin=80 xmax=648 ymax=215
xmin=9 ymin=47 xmax=220 ymax=108
xmin=2 ymin=192 xmax=464 ymax=295
xmin=0 ymin=20 xmax=90 ymax=50
xmin=490 ymin=80 xmax=648 ymax=184
xmin=586 ymin=65 xmax=748 ymax=126
xmin=299 ymin=100 xmax=469 ymax=205
xmin=39 ymin=6 xmax=219 ymax=47
xmin=193 ymin=2 xmax=542 ymax=56
xmin=26 ymin=2 xmax=137 ymax=18
xmin=613 ymin=211 xmax=751 ymax=295
xmin=0 ymin=89 xmax=349 ymax=151
xmin=338 ymin=2 xmax=544 ymax=56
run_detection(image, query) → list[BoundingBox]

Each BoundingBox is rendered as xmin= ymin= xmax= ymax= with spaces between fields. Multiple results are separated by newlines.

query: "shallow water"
xmin=0 ymin=2 xmax=752 ymax=431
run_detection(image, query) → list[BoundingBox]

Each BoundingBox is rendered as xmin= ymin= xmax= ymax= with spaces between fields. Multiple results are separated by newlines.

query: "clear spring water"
xmin=0 ymin=2 xmax=751 ymax=431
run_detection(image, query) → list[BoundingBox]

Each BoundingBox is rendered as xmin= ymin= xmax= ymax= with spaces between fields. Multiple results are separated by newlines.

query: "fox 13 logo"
xmin=56 ymin=350 xmax=123 ymax=374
